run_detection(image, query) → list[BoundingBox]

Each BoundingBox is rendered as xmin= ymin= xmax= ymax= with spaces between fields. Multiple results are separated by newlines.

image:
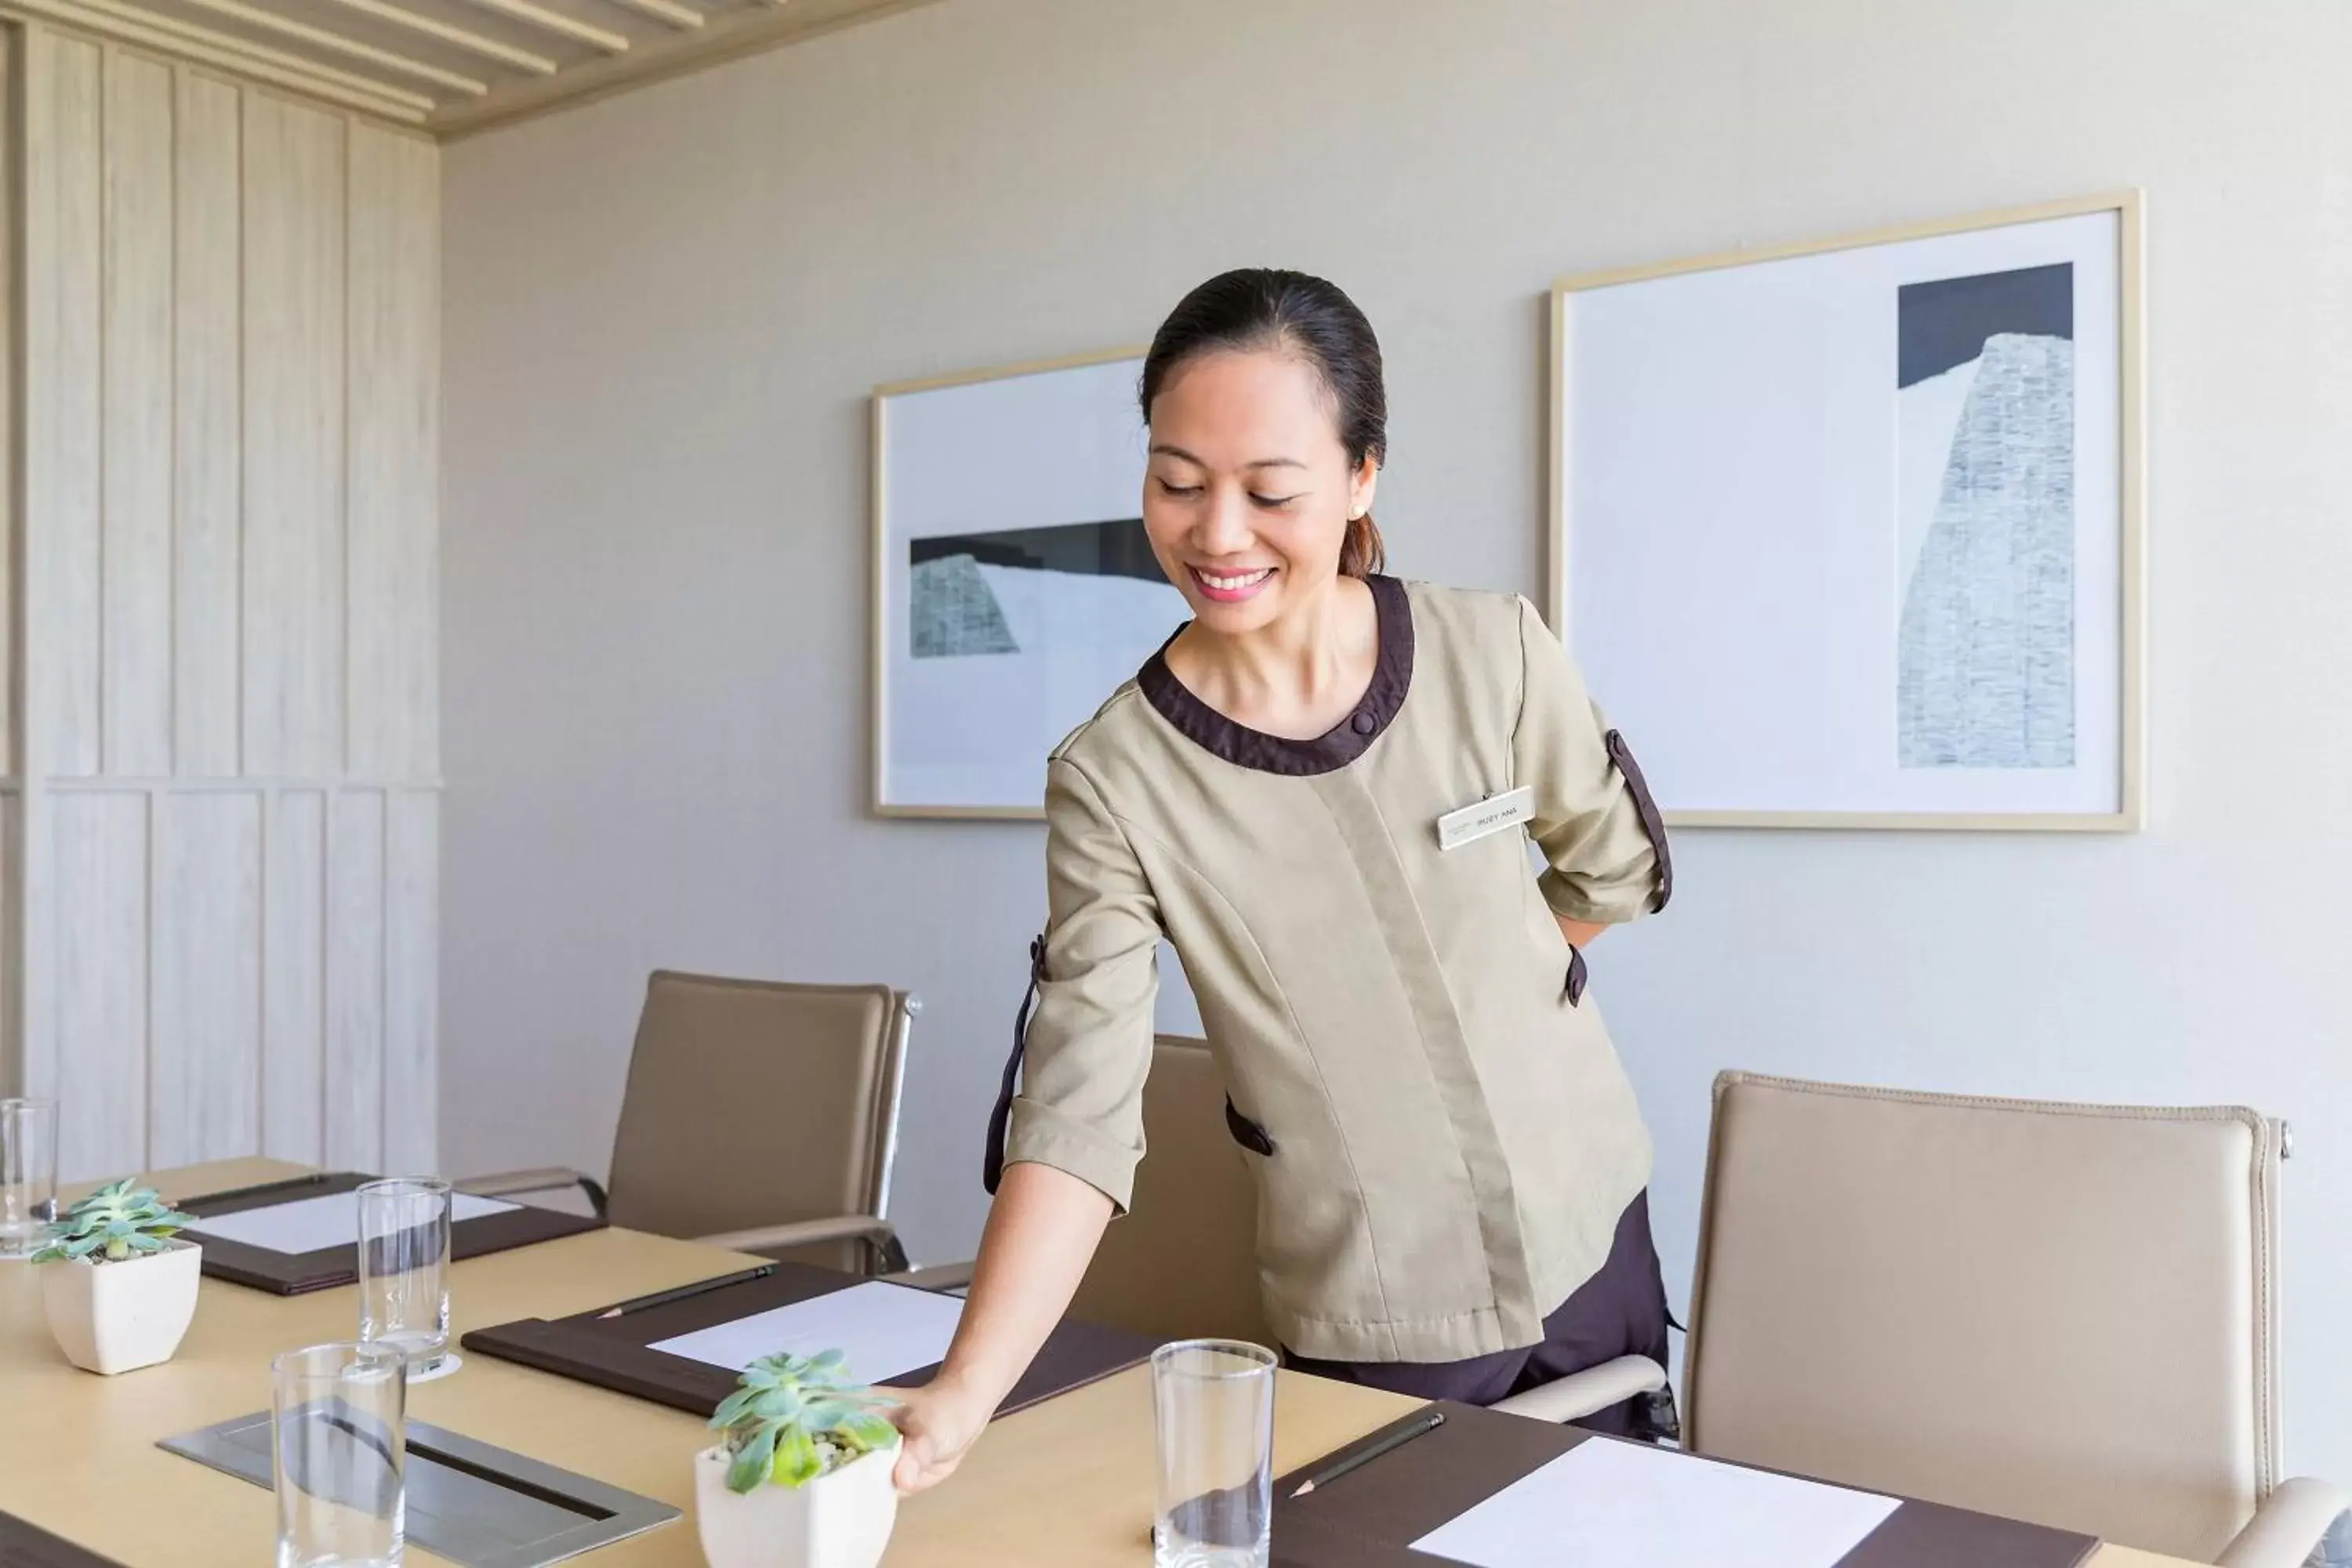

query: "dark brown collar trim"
xmin=1137 ymin=575 xmax=1415 ymax=776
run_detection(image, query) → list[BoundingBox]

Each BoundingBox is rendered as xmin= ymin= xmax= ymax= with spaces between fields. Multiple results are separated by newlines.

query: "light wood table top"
xmin=1 ymin=1159 xmax=2197 ymax=1567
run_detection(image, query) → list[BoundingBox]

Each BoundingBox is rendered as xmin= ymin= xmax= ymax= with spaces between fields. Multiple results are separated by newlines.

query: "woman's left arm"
xmin=1512 ymin=595 xmax=1674 ymax=931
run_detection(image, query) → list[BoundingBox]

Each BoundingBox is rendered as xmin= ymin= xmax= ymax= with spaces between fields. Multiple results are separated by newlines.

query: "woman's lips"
xmin=1189 ymin=564 xmax=1276 ymax=604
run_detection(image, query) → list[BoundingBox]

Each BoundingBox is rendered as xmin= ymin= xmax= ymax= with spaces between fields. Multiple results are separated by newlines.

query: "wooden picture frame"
xmin=1548 ymin=191 xmax=2146 ymax=832
xmin=869 ymin=345 xmax=1170 ymax=821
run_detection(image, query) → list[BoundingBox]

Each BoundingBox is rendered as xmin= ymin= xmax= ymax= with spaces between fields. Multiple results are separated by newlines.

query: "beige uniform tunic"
xmin=996 ymin=576 xmax=1671 ymax=1364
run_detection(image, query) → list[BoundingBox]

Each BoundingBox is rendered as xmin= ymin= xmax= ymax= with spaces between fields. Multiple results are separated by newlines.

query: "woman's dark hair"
xmin=1139 ymin=268 xmax=1388 ymax=578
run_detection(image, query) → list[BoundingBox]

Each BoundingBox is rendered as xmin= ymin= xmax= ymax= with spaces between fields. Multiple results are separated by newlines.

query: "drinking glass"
xmin=1152 ymin=1339 xmax=1278 ymax=1568
xmin=273 ymin=1341 xmax=407 ymax=1568
xmin=0 ymin=1098 xmax=59 ymax=1260
xmin=357 ymin=1178 xmax=452 ymax=1376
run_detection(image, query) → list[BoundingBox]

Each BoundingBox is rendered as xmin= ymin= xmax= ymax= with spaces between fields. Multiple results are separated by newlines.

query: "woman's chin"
xmin=1185 ymin=591 xmax=1282 ymax=633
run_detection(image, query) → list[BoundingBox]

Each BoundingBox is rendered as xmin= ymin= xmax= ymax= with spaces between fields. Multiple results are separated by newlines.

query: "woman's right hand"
xmin=890 ymin=1374 xmax=996 ymax=1494
xmin=888 ymin=1162 xmax=1118 ymax=1496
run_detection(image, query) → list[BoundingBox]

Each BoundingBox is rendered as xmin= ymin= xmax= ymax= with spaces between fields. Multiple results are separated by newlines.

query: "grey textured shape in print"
xmin=1898 ymin=332 xmax=2076 ymax=768
xmin=909 ymin=554 xmax=1018 ymax=658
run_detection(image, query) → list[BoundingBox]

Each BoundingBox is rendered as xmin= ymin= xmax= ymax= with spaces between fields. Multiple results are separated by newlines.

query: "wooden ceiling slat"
xmin=434 ymin=0 xmax=949 ymax=139
xmin=307 ymin=0 xmax=561 ymax=76
xmin=16 ymin=0 xmax=942 ymax=136
xmin=448 ymin=0 xmax=630 ymax=54
xmin=172 ymin=0 xmax=491 ymax=94
xmin=8 ymin=0 xmax=432 ymax=118
xmin=601 ymin=0 xmax=704 ymax=30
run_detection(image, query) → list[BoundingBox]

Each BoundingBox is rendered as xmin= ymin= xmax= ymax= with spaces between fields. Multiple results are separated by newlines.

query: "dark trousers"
xmin=1283 ymin=1190 xmax=1672 ymax=1436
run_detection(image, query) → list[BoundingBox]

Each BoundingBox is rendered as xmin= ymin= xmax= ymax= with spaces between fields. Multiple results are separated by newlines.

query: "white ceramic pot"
xmin=693 ymin=1439 xmax=900 ymax=1568
xmin=42 ymin=1239 xmax=203 ymax=1375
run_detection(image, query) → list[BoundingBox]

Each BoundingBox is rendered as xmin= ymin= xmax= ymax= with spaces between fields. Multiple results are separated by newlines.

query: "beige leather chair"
xmin=463 ymin=971 xmax=918 ymax=1274
xmin=1065 ymin=1035 xmax=1272 ymax=1345
xmin=1678 ymin=1071 xmax=2345 ymax=1568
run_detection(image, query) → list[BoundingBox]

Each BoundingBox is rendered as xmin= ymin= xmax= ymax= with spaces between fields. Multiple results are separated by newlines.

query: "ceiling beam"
xmin=601 ymin=0 xmax=704 ymax=29
xmin=449 ymin=0 xmax=630 ymax=54
xmin=172 ymin=0 xmax=491 ymax=94
xmin=9 ymin=0 xmax=431 ymax=118
xmin=435 ymin=0 xmax=950 ymax=140
xmin=310 ymin=0 xmax=560 ymax=76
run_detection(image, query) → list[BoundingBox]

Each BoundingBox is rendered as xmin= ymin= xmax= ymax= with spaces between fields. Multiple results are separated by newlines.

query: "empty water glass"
xmin=357 ymin=1178 xmax=452 ymax=1376
xmin=1152 ymin=1339 xmax=1278 ymax=1568
xmin=0 ymin=1098 xmax=59 ymax=1260
xmin=274 ymin=1341 xmax=406 ymax=1568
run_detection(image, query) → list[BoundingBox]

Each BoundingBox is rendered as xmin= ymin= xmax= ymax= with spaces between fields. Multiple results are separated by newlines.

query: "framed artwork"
xmin=1549 ymin=191 xmax=2145 ymax=830
xmin=871 ymin=347 xmax=1189 ymax=818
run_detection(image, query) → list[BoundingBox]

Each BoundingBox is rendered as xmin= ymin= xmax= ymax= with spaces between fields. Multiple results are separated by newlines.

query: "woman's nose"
xmin=1196 ymin=486 xmax=1255 ymax=557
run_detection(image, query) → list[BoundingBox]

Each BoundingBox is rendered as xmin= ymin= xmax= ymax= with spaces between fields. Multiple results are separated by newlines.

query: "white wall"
xmin=442 ymin=0 xmax=2352 ymax=1475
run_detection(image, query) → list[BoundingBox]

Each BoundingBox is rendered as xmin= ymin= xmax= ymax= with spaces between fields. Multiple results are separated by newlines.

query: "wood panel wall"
xmin=5 ymin=25 xmax=441 ymax=1183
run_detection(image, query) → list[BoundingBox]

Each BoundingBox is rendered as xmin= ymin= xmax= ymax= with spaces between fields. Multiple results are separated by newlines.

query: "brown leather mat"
xmin=1271 ymin=1401 xmax=2100 ymax=1567
xmin=463 ymin=1258 xmax=1158 ymax=1418
xmin=178 ymin=1171 xmax=605 ymax=1295
xmin=0 ymin=1508 xmax=131 ymax=1567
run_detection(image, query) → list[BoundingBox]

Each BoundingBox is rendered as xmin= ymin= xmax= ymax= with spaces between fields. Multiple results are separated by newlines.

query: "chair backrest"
xmin=604 ymin=971 xmax=910 ymax=1248
xmin=1685 ymin=1071 xmax=2282 ymax=1562
xmin=1067 ymin=1035 xmax=1272 ymax=1348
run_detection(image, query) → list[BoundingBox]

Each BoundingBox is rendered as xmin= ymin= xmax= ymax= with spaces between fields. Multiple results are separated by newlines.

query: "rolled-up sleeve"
xmin=1512 ymin=595 xmax=1671 ymax=925
xmin=1003 ymin=757 xmax=1162 ymax=1211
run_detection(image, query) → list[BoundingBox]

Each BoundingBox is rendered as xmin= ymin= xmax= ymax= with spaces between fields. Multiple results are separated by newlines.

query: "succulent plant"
xmin=709 ymin=1349 xmax=901 ymax=1494
xmin=31 ymin=1179 xmax=198 ymax=1265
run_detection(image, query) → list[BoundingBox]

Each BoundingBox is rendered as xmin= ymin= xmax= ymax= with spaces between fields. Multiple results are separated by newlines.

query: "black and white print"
xmin=1896 ymin=261 xmax=2077 ymax=768
xmin=908 ymin=519 xmax=1174 ymax=659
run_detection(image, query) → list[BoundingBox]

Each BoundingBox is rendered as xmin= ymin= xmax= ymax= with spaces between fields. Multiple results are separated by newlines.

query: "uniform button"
xmin=1351 ymin=711 xmax=1377 ymax=735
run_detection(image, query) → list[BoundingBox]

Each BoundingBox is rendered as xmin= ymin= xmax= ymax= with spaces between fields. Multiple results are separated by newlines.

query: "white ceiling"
xmin=14 ymin=0 xmax=939 ymax=136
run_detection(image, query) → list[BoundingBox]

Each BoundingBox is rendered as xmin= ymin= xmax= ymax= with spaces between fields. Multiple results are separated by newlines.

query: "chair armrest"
xmin=2215 ymin=1477 xmax=2350 ymax=1568
xmin=882 ymin=1260 xmax=975 ymax=1293
xmin=456 ymin=1167 xmax=609 ymax=1214
xmin=694 ymin=1214 xmax=900 ymax=1258
xmin=1489 ymin=1355 xmax=1668 ymax=1425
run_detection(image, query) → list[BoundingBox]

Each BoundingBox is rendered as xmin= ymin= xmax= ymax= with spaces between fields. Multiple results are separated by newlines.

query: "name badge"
xmin=1436 ymin=786 xmax=1534 ymax=851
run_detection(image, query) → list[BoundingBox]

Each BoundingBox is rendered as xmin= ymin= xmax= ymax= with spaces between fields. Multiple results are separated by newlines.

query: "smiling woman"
xmin=1137 ymin=272 xmax=1390 ymax=741
xmin=888 ymin=270 xmax=1679 ymax=1505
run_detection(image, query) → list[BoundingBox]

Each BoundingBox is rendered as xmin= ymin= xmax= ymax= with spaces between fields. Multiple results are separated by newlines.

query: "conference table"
xmin=2 ymin=1159 xmax=2198 ymax=1567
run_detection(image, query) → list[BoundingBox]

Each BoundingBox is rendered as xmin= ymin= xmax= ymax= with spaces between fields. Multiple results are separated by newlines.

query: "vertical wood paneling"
xmin=242 ymin=95 xmax=345 ymax=779
xmin=347 ymin=127 xmax=440 ymax=781
xmin=151 ymin=793 xmax=262 ymax=1167
xmin=20 ymin=53 xmax=438 ymax=1171
xmin=325 ymin=790 xmax=385 ymax=1170
xmin=50 ymin=795 xmax=148 ymax=1179
xmin=176 ymin=70 xmax=244 ymax=779
xmin=101 ymin=50 xmax=176 ymax=777
xmin=383 ymin=791 xmax=437 ymax=1172
xmin=18 ymin=789 xmax=50 ymax=1102
xmin=0 ymin=794 xmax=19 ymax=1096
xmin=0 ymin=30 xmax=16 ymax=785
xmin=263 ymin=789 xmax=325 ymax=1162
xmin=26 ymin=31 xmax=104 ymax=779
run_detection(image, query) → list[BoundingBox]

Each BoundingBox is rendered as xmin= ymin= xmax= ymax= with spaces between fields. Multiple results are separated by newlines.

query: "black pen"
xmin=1290 ymin=1409 xmax=1446 ymax=1497
xmin=597 ymin=1265 xmax=775 ymax=1319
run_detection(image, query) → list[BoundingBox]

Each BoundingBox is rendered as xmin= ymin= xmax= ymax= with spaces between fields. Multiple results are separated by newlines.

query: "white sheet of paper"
xmin=1410 ymin=1437 xmax=1900 ymax=1568
xmin=185 ymin=1190 xmax=518 ymax=1255
xmin=648 ymin=1280 xmax=966 ymax=1384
